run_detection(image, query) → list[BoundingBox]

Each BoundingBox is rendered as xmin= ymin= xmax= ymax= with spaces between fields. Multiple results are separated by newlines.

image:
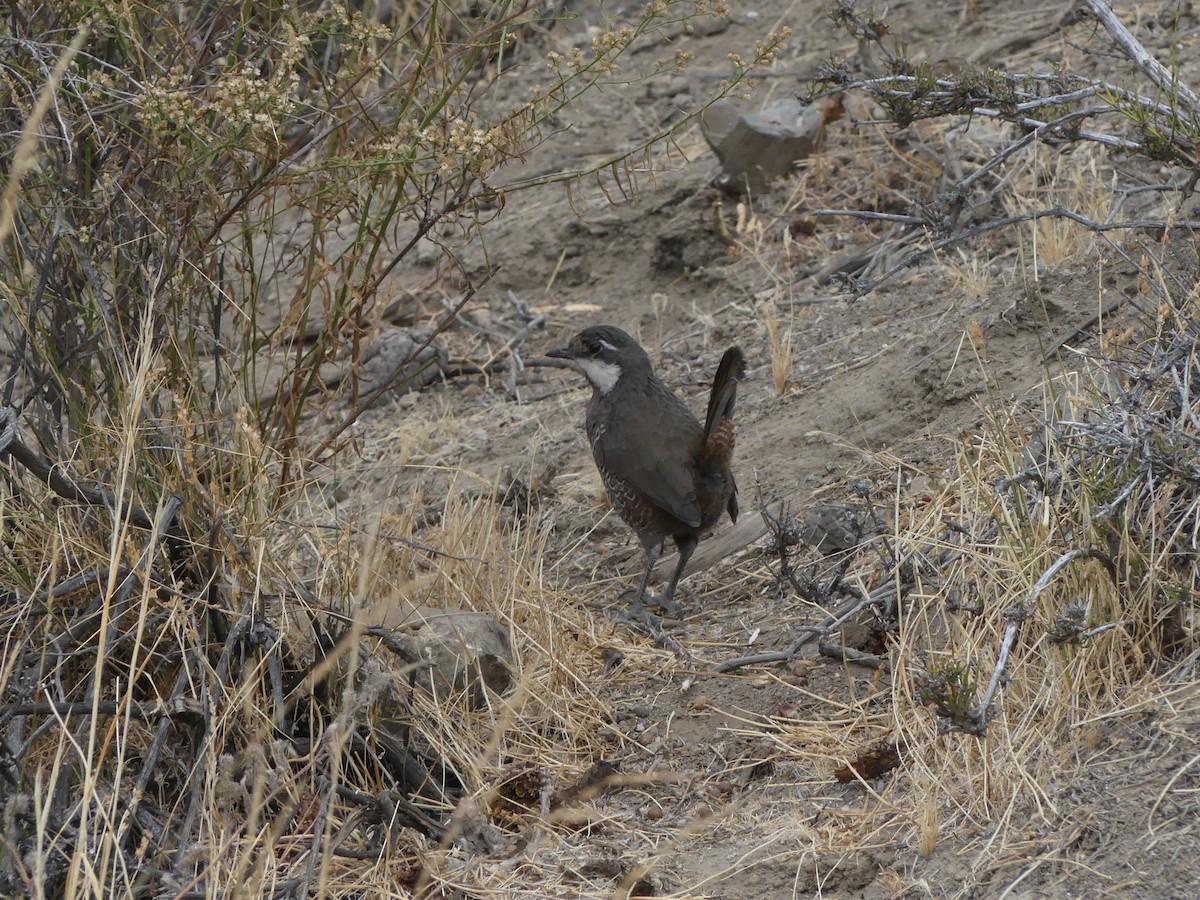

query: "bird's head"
xmin=546 ymin=325 xmax=650 ymax=395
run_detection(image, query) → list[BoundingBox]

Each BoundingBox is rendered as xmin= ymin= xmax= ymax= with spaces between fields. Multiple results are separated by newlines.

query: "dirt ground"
xmin=352 ymin=1 xmax=1200 ymax=897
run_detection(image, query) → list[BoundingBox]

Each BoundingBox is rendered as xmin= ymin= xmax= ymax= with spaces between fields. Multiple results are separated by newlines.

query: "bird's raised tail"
xmin=702 ymin=346 xmax=745 ymax=443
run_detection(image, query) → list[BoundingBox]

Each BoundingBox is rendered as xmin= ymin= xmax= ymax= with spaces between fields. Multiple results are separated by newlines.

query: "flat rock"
xmin=652 ymin=511 xmax=769 ymax=581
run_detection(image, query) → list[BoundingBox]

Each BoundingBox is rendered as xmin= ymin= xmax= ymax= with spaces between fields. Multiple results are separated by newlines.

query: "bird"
xmin=547 ymin=325 xmax=745 ymax=622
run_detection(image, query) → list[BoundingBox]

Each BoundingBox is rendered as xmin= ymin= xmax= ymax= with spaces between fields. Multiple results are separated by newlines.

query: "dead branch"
xmin=0 ymin=406 xmax=158 ymax=531
xmin=830 ymin=208 xmax=1200 ymax=296
xmin=716 ymin=580 xmax=898 ymax=673
xmin=814 ymin=2 xmax=1200 ymax=294
xmin=1077 ymin=0 xmax=1200 ymax=119
xmin=964 ymin=547 xmax=1116 ymax=735
xmin=0 ymin=698 xmax=203 ymax=722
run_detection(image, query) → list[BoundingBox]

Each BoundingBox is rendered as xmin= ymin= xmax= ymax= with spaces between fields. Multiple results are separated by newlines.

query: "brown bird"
xmin=547 ymin=325 xmax=745 ymax=621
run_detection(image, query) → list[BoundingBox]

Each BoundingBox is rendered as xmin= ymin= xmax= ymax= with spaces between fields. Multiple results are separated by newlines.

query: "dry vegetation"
xmin=1 ymin=0 xmax=1199 ymax=898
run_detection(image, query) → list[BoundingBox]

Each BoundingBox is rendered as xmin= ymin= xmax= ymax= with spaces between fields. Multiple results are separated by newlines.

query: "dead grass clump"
xmin=0 ymin=430 xmax=616 ymax=896
xmin=740 ymin=2 xmax=1200 ymax=301
xmin=897 ymin=307 xmax=1198 ymax=858
xmin=1003 ymin=144 xmax=1112 ymax=272
xmin=735 ymin=292 xmax=1199 ymax=885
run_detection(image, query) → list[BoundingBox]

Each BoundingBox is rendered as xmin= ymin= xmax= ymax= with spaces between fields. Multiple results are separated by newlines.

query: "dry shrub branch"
xmin=717 ymin=1 xmax=1200 ymax=873
xmin=0 ymin=2 xmax=786 ymax=896
xmin=807 ymin=0 xmax=1200 ymax=294
xmin=796 ymin=2 xmax=1200 ymax=727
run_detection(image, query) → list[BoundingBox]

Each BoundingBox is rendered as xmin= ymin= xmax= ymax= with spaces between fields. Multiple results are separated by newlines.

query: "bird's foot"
xmin=611 ymin=590 xmax=690 ymax=657
xmin=618 ymin=588 xmax=684 ymax=625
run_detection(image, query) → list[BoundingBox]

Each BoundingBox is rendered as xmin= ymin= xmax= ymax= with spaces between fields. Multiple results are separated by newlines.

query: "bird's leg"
xmin=620 ymin=540 xmax=663 ymax=625
xmin=656 ymin=534 xmax=697 ymax=618
xmin=614 ymin=542 xmax=672 ymax=628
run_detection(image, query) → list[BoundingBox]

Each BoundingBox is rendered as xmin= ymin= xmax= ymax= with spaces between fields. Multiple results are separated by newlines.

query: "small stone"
xmin=648 ymin=75 xmax=691 ymax=99
xmin=700 ymin=95 xmax=842 ymax=193
xmin=800 ymin=503 xmax=880 ymax=552
xmin=413 ymin=236 xmax=443 ymax=267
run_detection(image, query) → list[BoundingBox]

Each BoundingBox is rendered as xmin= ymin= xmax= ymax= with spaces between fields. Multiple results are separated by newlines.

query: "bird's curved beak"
xmin=544 ymin=346 xmax=583 ymax=370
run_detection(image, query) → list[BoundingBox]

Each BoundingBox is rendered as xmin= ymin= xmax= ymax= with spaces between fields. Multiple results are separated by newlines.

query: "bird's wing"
xmin=591 ymin=390 xmax=703 ymax=529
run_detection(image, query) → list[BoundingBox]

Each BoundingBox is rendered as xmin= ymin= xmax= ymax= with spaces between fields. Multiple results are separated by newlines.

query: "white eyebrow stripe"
xmin=597 ymin=339 xmax=618 ymax=353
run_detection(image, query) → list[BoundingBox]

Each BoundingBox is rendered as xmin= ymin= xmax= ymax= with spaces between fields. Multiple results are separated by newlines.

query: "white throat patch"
xmin=576 ymin=358 xmax=621 ymax=395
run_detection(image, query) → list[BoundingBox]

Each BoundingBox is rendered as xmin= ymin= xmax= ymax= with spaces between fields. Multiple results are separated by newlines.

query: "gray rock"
xmin=801 ymin=503 xmax=879 ymax=553
xmin=359 ymin=327 xmax=447 ymax=396
xmin=412 ymin=236 xmax=443 ymax=267
xmin=648 ymin=75 xmax=692 ymax=99
xmin=700 ymin=97 xmax=830 ymax=193
xmin=382 ymin=607 xmax=513 ymax=708
xmin=410 ymin=609 xmax=513 ymax=707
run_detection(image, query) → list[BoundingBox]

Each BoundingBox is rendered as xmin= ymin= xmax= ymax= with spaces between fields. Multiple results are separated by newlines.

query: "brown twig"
xmin=0 ymin=698 xmax=203 ymax=723
xmin=311 ymin=272 xmax=494 ymax=462
xmin=716 ymin=586 xmax=888 ymax=673
xmin=841 ymin=209 xmax=1200 ymax=296
xmin=0 ymin=407 xmax=157 ymax=530
xmin=818 ymin=640 xmax=890 ymax=670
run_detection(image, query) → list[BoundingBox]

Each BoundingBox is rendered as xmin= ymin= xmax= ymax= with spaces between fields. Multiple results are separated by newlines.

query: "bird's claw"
xmin=602 ymin=589 xmax=692 ymax=658
xmin=618 ymin=588 xmax=683 ymax=625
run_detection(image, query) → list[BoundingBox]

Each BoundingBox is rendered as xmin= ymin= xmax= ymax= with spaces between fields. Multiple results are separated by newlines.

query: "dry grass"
xmin=1004 ymin=144 xmax=1113 ymax=272
xmin=636 ymin=78 xmax=1200 ymax=881
xmin=717 ymin=299 xmax=1199 ymax=891
xmin=1 ymin=423 xmax=621 ymax=896
xmin=765 ymin=315 xmax=793 ymax=397
xmin=4 ymin=2 xmax=1200 ymax=897
xmin=939 ymin=248 xmax=993 ymax=301
xmin=0 ymin=2 xmax=787 ymax=897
